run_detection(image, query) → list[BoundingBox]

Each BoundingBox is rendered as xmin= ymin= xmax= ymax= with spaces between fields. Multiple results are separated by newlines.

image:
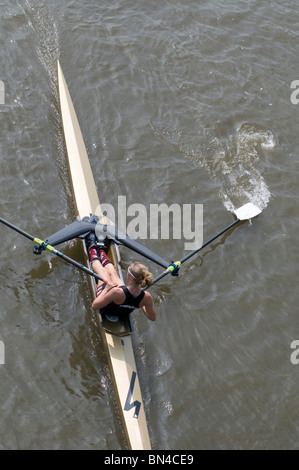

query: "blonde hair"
xmin=129 ymin=262 xmax=153 ymax=288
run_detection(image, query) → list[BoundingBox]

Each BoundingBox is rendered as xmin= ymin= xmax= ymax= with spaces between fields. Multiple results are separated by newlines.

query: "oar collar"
xmin=168 ymin=261 xmax=181 ymax=276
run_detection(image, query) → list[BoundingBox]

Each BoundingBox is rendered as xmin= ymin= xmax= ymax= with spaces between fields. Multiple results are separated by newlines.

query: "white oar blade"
xmin=234 ymin=203 xmax=262 ymax=221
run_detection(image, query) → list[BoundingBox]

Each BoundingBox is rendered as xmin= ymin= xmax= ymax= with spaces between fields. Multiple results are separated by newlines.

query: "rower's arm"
xmin=141 ymin=293 xmax=156 ymax=322
xmin=92 ymin=285 xmax=124 ymax=310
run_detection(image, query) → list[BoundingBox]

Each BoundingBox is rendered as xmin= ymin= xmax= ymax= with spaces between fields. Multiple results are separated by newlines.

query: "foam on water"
xmin=188 ymin=124 xmax=275 ymax=213
xmin=153 ymin=121 xmax=275 ymax=214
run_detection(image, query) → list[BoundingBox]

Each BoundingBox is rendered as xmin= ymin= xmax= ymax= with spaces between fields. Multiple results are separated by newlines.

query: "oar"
xmin=148 ymin=203 xmax=262 ymax=288
xmin=0 ymin=217 xmax=109 ymax=284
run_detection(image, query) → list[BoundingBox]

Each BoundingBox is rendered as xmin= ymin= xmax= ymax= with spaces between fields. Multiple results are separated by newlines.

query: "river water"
xmin=1 ymin=0 xmax=299 ymax=450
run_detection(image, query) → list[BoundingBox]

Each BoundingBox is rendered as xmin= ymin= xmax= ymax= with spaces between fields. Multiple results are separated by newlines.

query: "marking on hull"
xmin=124 ymin=371 xmax=141 ymax=419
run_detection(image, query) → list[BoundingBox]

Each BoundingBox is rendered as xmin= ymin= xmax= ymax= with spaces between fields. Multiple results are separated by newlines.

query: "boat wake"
xmin=17 ymin=0 xmax=60 ymax=86
xmin=152 ymin=121 xmax=275 ymax=213
xmin=17 ymin=1 xmax=74 ymax=209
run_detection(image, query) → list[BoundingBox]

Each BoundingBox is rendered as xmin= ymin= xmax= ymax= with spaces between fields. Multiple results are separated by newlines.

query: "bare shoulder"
xmin=141 ymin=290 xmax=153 ymax=303
xmin=111 ymin=286 xmax=126 ymax=304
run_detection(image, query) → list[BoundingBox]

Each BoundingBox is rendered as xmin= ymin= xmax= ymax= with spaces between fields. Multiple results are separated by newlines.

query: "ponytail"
xmin=129 ymin=263 xmax=153 ymax=288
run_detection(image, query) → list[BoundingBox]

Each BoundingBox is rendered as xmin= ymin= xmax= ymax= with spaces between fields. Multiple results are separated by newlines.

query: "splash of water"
xmin=219 ymin=123 xmax=274 ymax=212
xmin=152 ymin=121 xmax=274 ymax=213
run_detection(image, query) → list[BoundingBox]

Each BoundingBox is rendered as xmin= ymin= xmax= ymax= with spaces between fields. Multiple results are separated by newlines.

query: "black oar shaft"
xmin=0 ymin=217 xmax=35 ymax=242
xmin=0 ymin=217 xmax=107 ymax=284
xmin=179 ymin=219 xmax=240 ymax=264
xmin=149 ymin=218 xmax=240 ymax=288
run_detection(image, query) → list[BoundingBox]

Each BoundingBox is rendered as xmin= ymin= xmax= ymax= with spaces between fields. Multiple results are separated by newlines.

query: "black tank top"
xmin=100 ymin=285 xmax=145 ymax=317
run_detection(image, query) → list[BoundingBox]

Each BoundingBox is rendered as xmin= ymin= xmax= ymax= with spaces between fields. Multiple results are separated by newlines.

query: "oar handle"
xmin=146 ymin=269 xmax=170 ymax=289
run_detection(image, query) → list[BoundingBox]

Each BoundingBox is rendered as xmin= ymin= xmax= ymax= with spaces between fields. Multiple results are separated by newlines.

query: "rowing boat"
xmin=57 ymin=60 xmax=151 ymax=450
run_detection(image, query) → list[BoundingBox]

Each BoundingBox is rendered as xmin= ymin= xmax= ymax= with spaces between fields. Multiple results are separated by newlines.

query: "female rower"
xmin=85 ymin=234 xmax=156 ymax=322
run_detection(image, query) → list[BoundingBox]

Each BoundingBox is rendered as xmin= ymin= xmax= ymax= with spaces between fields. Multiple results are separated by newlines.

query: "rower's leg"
xmin=101 ymin=262 xmax=123 ymax=286
xmin=89 ymin=247 xmax=122 ymax=286
xmin=90 ymin=256 xmax=110 ymax=281
xmin=84 ymin=231 xmax=123 ymax=286
xmin=98 ymin=248 xmax=123 ymax=286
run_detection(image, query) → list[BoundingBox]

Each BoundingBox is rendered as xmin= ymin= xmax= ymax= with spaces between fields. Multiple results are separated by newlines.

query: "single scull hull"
xmin=57 ymin=60 xmax=151 ymax=450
